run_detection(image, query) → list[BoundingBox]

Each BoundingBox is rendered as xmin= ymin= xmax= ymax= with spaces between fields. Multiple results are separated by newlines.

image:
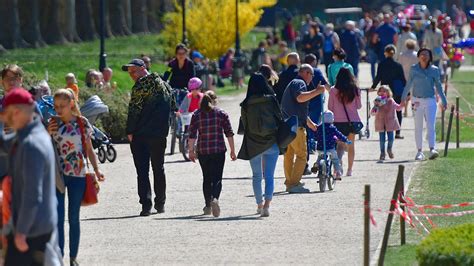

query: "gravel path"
xmin=73 ymin=63 xmax=442 ymax=265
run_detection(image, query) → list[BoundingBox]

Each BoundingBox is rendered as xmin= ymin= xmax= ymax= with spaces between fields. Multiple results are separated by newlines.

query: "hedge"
xmin=416 ymin=223 xmax=474 ymax=266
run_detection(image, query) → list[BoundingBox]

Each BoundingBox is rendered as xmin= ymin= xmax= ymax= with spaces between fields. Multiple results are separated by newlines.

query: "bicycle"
xmin=312 ymin=152 xmax=336 ymax=192
xmin=178 ymin=112 xmax=193 ymax=161
xmin=169 ymin=88 xmax=188 ymax=155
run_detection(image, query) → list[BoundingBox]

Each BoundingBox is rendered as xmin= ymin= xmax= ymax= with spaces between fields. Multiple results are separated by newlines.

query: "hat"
xmin=121 ymin=59 xmax=146 ymax=71
xmin=322 ymin=111 xmax=334 ymax=123
xmin=188 ymin=77 xmax=203 ymax=91
xmin=191 ymin=51 xmax=204 ymax=60
xmin=2 ymin=88 xmax=34 ymax=109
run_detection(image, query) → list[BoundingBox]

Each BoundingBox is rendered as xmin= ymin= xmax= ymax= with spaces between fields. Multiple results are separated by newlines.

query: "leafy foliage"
xmin=416 ymin=223 xmax=474 ymax=266
xmin=162 ymin=0 xmax=276 ymax=59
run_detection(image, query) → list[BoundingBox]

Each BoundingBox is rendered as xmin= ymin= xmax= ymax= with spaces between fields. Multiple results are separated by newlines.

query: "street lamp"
xmin=182 ymin=0 xmax=188 ymax=45
xmin=98 ymin=0 xmax=107 ymax=71
xmin=232 ymin=0 xmax=245 ymax=88
xmin=235 ymin=0 xmax=241 ymax=56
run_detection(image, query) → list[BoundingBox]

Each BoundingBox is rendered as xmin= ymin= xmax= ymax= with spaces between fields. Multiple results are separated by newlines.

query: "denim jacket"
xmin=401 ymin=63 xmax=447 ymax=107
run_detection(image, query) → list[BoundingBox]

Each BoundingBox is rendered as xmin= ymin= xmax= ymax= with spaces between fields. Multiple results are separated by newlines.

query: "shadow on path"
xmin=81 ymin=214 xmax=141 ymax=222
xmin=154 ymin=213 xmax=260 ymax=222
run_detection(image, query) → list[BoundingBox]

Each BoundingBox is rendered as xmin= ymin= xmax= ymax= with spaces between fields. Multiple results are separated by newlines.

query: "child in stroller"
xmin=80 ymin=95 xmax=117 ymax=163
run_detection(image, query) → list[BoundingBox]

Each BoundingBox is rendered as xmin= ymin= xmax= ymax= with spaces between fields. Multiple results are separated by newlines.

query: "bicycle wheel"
xmin=318 ymin=159 xmax=327 ymax=192
xmin=106 ymin=145 xmax=117 ymax=162
xmin=169 ymin=115 xmax=177 ymax=155
xmin=327 ymin=161 xmax=336 ymax=191
xmin=180 ymin=135 xmax=190 ymax=161
xmin=97 ymin=147 xmax=106 ymax=163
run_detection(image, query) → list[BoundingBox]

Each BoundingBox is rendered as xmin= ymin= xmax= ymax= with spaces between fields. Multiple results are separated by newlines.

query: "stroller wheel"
xmin=97 ymin=147 xmax=107 ymax=163
xmin=106 ymin=145 xmax=117 ymax=162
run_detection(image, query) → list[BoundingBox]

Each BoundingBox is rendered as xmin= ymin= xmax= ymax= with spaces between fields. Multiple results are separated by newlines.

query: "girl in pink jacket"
xmin=373 ymin=86 xmax=403 ymax=161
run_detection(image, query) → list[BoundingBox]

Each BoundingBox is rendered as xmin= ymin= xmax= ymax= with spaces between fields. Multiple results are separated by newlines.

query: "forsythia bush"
xmin=162 ymin=0 xmax=276 ymax=59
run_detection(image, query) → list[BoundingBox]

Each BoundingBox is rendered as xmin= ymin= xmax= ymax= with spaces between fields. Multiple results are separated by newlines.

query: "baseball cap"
xmin=121 ymin=59 xmax=146 ymax=71
xmin=191 ymin=51 xmax=204 ymax=60
xmin=2 ymin=88 xmax=34 ymax=109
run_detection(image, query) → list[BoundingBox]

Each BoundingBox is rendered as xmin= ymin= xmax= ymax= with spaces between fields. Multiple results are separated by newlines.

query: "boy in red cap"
xmin=0 ymin=89 xmax=58 ymax=265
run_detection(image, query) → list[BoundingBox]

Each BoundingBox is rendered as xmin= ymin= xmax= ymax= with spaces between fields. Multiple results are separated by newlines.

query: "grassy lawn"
xmin=384 ymin=148 xmax=474 ymax=265
xmin=0 ymin=31 xmax=264 ymax=96
xmin=437 ymin=70 xmax=474 ymax=142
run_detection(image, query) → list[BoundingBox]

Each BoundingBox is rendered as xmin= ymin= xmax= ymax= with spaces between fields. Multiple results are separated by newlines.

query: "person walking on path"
xmin=366 ymin=17 xmax=381 ymax=81
xmin=0 ymin=89 xmax=57 ymax=266
xmin=281 ymin=64 xmax=324 ymax=193
xmin=340 ymin=21 xmax=363 ymax=77
xmin=423 ymin=20 xmax=444 ymax=68
xmin=47 ymin=89 xmax=105 ymax=266
xmin=399 ymin=40 xmax=419 ymax=81
xmin=372 ymin=86 xmax=402 ymax=161
xmin=396 ymin=24 xmax=418 ymax=59
xmin=274 ymin=52 xmax=300 ymax=103
xmin=401 ymin=48 xmax=447 ymax=161
xmin=238 ymin=72 xmax=282 ymax=217
xmin=302 ymin=23 xmax=324 ymax=63
xmin=188 ymin=91 xmax=236 ymax=217
xmin=123 ymin=58 xmax=176 ymax=216
xmin=327 ymin=48 xmax=354 ymax=86
xmin=328 ymin=67 xmax=362 ymax=177
xmin=375 ymin=14 xmax=398 ymax=63
xmin=371 ymin=44 xmax=406 ymax=139
xmin=322 ymin=23 xmax=340 ymax=75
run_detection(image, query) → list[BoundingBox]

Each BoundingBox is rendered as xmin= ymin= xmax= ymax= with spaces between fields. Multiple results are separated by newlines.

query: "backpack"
xmin=323 ymin=33 xmax=335 ymax=53
xmin=219 ymin=55 xmax=228 ymax=70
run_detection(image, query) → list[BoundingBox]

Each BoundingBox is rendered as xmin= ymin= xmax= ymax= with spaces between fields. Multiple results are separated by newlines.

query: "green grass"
xmin=437 ymin=70 xmax=474 ymax=142
xmin=0 ymin=31 xmax=262 ymax=95
xmin=384 ymin=148 xmax=474 ymax=265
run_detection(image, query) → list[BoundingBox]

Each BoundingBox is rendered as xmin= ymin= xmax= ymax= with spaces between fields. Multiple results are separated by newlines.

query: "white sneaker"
xmin=256 ymin=207 xmax=262 ymax=215
xmin=261 ymin=207 xmax=270 ymax=217
xmin=429 ymin=149 xmax=439 ymax=160
xmin=415 ymin=152 xmax=425 ymax=161
xmin=210 ymin=199 xmax=220 ymax=217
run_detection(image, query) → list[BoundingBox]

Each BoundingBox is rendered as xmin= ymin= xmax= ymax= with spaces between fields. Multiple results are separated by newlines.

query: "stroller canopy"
xmin=80 ymin=95 xmax=109 ymax=124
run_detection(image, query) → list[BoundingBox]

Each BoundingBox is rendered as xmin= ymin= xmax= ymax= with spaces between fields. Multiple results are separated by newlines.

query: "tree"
xmin=109 ymin=0 xmax=132 ymax=35
xmin=147 ymin=0 xmax=161 ymax=33
xmin=19 ymin=0 xmax=46 ymax=47
xmin=131 ymin=0 xmax=149 ymax=33
xmin=43 ymin=0 xmax=67 ymax=44
xmin=63 ymin=0 xmax=82 ymax=42
xmin=92 ymin=0 xmax=113 ymax=38
xmin=0 ymin=0 xmax=29 ymax=49
xmin=162 ymin=0 xmax=276 ymax=59
xmin=76 ymin=0 xmax=97 ymax=41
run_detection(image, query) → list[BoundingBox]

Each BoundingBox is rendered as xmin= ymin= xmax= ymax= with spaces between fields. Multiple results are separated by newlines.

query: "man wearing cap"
xmin=122 ymin=58 xmax=177 ymax=216
xmin=0 ymin=89 xmax=57 ymax=265
xmin=280 ymin=64 xmax=324 ymax=193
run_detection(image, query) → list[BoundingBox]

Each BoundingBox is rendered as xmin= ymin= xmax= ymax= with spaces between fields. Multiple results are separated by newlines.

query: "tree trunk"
xmin=19 ymin=0 xmax=46 ymax=47
xmin=0 ymin=0 xmax=29 ymax=49
xmin=147 ymin=0 xmax=160 ymax=33
xmin=63 ymin=0 xmax=81 ymax=42
xmin=76 ymin=0 xmax=97 ymax=41
xmin=131 ymin=0 xmax=148 ymax=33
xmin=109 ymin=0 xmax=131 ymax=36
xmin=123 ymin=0 xmax=132 ymax=31
xmin=43 ymin=0 xmax=67 ymax=44
xmin=92 ymin=0 xmax=113 ymax=38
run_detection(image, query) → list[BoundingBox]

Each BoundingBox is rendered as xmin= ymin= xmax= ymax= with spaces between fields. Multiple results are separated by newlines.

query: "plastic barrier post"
xmin=399 ymin=176 xmax=406 ymax=245
xmin=444 ymin=105 xmax=455 ymax=157
xmin=364 ymin=185 xmax=370 ymax=266
xmin=456 ymin=97 xmax=460 ymax=149
xmin=378 ymin=165 xmax=405 ymax=266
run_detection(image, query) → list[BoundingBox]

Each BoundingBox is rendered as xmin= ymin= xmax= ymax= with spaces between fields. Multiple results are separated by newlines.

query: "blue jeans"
xmin=57 ymin=175 xmax=86 ymax=258
xmin=367 ymin=48 xmax=378 ymax=81
xmin=249 ymin=143 xmax=279 ymax=205
xmin=379 ymin=131 xmax=394 ymax=153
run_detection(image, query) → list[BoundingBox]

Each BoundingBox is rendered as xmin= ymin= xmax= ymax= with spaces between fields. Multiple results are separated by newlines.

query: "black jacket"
xmin=237 ymin=95 xmax=283 ymax=160
xmin=372 ymin=57 xmax=406 ymax=95
xmin=274 ymin=65 xmax=299 ymax=103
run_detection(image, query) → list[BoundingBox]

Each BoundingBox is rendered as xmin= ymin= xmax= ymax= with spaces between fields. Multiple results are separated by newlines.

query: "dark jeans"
xmin=198 ymin=152 xmax=225 ymax=207
xmin=347 ymin=59 xmax=359 ymax=77
xmin=5 ymin=232 xmax=52 ymax=266
xmin=393 ymin=95 xmax=403 ymax=135
xmin=57 ymin=175 xmax=86 ymax=258
xmin=130 ymin=136 xmax=167 ymax=209
xmin=323 ymin=52 xmax=334 ymax=76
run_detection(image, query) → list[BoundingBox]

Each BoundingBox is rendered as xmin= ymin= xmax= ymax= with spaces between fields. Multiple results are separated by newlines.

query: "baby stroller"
xmin=80 ymin=95 xmax=117 ymax=163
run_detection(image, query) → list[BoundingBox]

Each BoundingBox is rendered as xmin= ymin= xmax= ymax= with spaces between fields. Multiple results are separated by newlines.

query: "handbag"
xmin=277 ymin=115 xmax=298 ymax=149
xmin=77 ymin=117 xmax=100 ymax=206
xmin=342 ymin=103 xmax=363 ymax=134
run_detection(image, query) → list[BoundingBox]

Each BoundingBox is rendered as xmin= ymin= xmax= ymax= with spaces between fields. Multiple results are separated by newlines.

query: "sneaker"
xmin=429 ymin=149 xmax=439 ymax=160
xmin=154 ymin=204 xmax=165 ymax=214
xmin=261 ymin=207 xmax=270 ymax=217
xmin=140 ymin=206 xmax=151 ymax=216
xmin=379 ymin=153 xmax=386 ymax=161
xmin=256 ymin=206 xmax=263 ymax=214
xmin=387 ymin=150 xmax=394 ymax=159
xmin=335 ymin=172 xmax=342 ymax=181
xmin=415 ymin=151 xmax=425 ymax=161
xmin=346 ymin=170 xmax=352 ymax=177
xmin=288 ymin=185 xmax=310 ymax=193
xmin=395 ymin=135 xmax=404 ymax=139
xmin=203 ymin=206 xmax=212 ymax=215
xmin=70 ymin=259 xmax=79 ymax=266
xmin=210 ymin=199 xmax=220 ymax=217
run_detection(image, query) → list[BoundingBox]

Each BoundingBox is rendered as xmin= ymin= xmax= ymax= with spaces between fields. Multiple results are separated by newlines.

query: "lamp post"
xmin=182 ymin=0 xmax=188 ymax=45
xmin=232 ymin=0 xmax=245 ymax=88
xmin=235 ymin=0 xmax=241 ymax=56
xmin=98 ymin=0 xmax=107 ymax=71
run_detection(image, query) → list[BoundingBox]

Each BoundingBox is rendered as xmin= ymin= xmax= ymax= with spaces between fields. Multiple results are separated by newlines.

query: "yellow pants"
xmin=284 ymin=127 xmax=307 ymax=189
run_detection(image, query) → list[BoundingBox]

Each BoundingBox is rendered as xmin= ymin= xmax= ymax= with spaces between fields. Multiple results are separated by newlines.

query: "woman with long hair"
xmin=238 ymin=69 xmax=282 ymax=217
xmin=328 ymin=67 xmax=362 ymax=177
xmin=47 ymin=89 xmax=105 ymax=266
xmin=188 ymin=91 xmax=236 ymax=217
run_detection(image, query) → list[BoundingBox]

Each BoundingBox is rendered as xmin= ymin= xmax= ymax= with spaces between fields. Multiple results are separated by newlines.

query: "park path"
xmin=75 ymin=63 xmax=441 ymax=265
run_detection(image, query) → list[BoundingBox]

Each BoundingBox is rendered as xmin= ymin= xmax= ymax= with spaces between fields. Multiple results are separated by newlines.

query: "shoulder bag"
xmin=342 ymin=103 xmax=363 ymax=134
xmin=77 ymin=117 xmax=100 ymax=206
